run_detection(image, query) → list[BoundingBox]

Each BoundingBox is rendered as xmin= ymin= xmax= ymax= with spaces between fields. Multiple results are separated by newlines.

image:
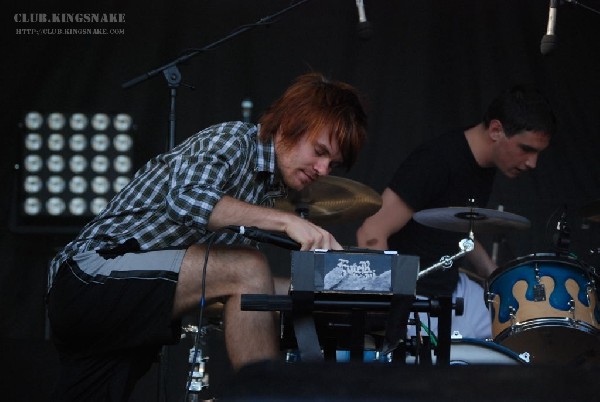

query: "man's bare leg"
xmin=172 ymin=245 xmax=279 ymax=370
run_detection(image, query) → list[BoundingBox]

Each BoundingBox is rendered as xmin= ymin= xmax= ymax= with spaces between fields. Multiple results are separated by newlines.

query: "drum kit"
xmin=272 ymin=176 xmax=600 ymax=366
xmin=189 ymin=178 xmax=600 ymax=398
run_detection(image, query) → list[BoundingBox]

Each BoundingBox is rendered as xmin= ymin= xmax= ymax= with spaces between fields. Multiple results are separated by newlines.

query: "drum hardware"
xmin=182 ymin=324 xmax=211 ymax=397
xmin=509 ymin=306 xmax=517 ymax=328
xmin=273 ymin=175 xmax=382 ymax=225
xmin=413 ymin=204 xmax=527 ymax=278
xmin=418 ymin=236 xmax=475 ymax=279
xmin=552 ymin=206 xmax=571 ymax=254
xmin=569 ymin=299 xmax=576 ymax=320
xmin=181 ymin=313 xmax=225 ymax=401
xmin=518 ymin=351 xmax=531 ymax=363
xmin=533 ymin=264 xmax=546 ymax=302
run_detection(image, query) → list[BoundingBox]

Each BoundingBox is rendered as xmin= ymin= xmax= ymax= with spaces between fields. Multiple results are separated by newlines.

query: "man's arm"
xmin=463 ymin=240 xmax=497 ymax=279
xmin=356 ymin=188 xmax=414 ymax=250
xmin=208 ymin=195 xmax=342 ymax=250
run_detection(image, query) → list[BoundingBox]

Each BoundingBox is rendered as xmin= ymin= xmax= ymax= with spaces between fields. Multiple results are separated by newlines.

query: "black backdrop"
xmin=3 ymin=0 xmax=600 ymax=400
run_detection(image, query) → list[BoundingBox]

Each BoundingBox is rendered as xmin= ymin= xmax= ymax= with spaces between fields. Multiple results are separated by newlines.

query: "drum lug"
xmin=509 ymin=306 xmax=517 ymax=329
xmin=587 ymin=283 xmax=595 ymax=305
xmin=569 ymin=299 xmax=576 ymax=321
xmin=518 ymin=352 xmax=531 ymax=363
xmin=486 ymin=292 xmax=496 ymax=306
xmin=533 ymin=265 xmax=546 ymax=302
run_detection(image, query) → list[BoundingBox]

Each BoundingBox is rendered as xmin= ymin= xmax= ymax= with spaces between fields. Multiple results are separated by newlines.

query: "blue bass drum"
xmin=487 ymin=253 xmax=600 ymax=365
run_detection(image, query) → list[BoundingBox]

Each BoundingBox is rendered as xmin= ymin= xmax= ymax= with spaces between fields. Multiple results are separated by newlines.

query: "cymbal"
xmin=274 ymin=176 xmax=382 ymax=225
xmin=580 ymin=199 xmax=600 ymax=223
xmin=413 ymin=207 xmax=531 ymax=233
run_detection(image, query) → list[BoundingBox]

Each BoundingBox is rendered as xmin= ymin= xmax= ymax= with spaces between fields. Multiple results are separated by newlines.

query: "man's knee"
xmin=238 ymin=247 xmax=270 ymax=270
xmin=233 ymin=249 xmax=273 ymax=291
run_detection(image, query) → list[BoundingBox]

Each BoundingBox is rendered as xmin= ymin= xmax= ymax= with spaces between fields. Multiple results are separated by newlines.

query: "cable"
xmin=421 ymin=316 xmax=438 ymax=347
xmin=182 ymin=227 xmax=230 ymax=402
xmin=413 ymin=312 xmax=421 ymax=365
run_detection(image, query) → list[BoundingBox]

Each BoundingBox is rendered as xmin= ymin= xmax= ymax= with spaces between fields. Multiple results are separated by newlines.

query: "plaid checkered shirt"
xmin=49 ymin=121 xmax=285 ymax=281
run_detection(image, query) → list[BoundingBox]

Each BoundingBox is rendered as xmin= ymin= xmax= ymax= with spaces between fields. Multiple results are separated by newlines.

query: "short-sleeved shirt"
xmin=387 ymin=128 xmax=496 ymax=296
xmin=48 ymin=121 xmax=285 ymax=285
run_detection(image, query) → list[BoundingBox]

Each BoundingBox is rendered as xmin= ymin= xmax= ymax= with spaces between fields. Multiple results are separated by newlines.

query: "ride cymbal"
xmin=413 ymin=207 xmax=531 ymax=233
xmin=274 ymin=176 xmax=382 ymax=225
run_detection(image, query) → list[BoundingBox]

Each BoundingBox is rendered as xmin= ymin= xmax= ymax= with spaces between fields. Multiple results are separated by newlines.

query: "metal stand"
xmin=121 ymin=0 xmax=313 ymax=153
xmin=418 ymin=234 xmax=475 ymax=280
xmin=241 ymin=293 xmax=463 ymax=366
xmin=182 ymin=325 xmax=210 ymax=398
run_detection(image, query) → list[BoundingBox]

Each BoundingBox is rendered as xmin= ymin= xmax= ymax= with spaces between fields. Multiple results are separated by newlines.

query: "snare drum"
xmin=487 ymin=253 xmax=600 ymax=365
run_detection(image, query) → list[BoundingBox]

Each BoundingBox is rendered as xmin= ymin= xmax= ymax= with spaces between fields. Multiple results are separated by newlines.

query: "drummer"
xmin=357 ymin=85 xmax=556 ymax=339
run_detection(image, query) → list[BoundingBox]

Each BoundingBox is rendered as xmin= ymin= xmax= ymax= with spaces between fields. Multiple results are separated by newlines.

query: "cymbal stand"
xmin=417 ymin=207 xmax=477 ymax=280
xmin=418 ymin=235 xmax=474 ymax=279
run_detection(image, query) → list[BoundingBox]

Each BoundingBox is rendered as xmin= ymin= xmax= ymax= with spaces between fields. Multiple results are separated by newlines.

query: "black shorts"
xmin=46 ymin=249 xmax=186 ymax=401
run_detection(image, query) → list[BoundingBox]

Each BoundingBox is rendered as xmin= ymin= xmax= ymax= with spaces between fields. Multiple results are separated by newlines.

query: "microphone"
xmin=552 ymin=207 xmax=570 ymax=253
xmin=355 ymin=0 xmax=373 ymax=40
xmin=541 ymin=0 xmax=558 ymax=55
xmin=227 ymin=226 xmax=301 ymax=250
xmin=241 ymin=98 xmax=253 ymax=123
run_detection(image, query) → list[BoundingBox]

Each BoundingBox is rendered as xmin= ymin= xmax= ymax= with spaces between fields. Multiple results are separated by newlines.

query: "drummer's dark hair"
xmin=259 ymin=72 xmax=368 ymax=170
xmin=483 ymin=85 xmax=556 ymax=138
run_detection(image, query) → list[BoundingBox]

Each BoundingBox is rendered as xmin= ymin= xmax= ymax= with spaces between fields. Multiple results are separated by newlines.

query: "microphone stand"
xmin=121 ymin=0 xmax=312 ymax=151
xmin=565 ymin=0 xmax=600 ymax=16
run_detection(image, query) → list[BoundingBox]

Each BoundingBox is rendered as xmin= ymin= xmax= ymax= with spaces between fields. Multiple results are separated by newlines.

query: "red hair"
xmin=259 ymin=72 xmax=367 ymax=169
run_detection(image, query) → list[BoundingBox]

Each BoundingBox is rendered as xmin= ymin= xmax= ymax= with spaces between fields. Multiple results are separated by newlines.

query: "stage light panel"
xmin=13 ymin=111 xmax=136 ymax=232
xmin=48 ymin=113 xmax=66 ymax=130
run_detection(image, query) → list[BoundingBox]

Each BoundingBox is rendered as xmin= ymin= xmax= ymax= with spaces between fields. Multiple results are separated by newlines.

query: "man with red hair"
xmin=47 ymin=72 xmax=368 ymax=401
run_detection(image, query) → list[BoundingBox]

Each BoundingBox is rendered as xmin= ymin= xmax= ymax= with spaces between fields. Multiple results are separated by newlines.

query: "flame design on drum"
xmin=488 ymin=258 xmax=600 ymax=337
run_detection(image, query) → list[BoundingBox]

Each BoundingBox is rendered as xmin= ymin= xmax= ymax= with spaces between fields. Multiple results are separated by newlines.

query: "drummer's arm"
xmin=464 ymin=240 xmax=497 ymax=279
xmin=356 ymin=188 xmax=414 ymax=250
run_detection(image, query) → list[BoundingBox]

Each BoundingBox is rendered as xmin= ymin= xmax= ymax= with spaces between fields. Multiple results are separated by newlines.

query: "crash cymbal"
xmin=580 ymin=199 xmax=600 ymax=223
xmin=413 ymin=207 xmax=531 ymax=233
xmin=274 ymin=176 xmax=382 ymax=225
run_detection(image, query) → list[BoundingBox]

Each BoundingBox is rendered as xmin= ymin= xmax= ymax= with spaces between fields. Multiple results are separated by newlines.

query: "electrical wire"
xmin=420 ymin=320 xmax=438 ymax=348
xmin=182 ymin=227 xmax=229 ymax=402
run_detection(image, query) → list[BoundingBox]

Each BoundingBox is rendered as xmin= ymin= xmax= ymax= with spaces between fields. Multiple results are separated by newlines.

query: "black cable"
xmin=182 ymin=227 xmax=230 ymax=402
xmin=413 ymin=312 xmax=421 ymax=365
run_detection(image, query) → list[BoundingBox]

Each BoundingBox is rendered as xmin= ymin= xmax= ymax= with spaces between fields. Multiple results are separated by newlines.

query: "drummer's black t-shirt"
xmin=388 ymin=128 xmax=497 ymax=297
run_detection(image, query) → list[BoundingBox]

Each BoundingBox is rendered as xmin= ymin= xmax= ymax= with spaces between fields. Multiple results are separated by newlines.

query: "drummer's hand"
xmin=284 ymin=216 xmax=343 ymax=251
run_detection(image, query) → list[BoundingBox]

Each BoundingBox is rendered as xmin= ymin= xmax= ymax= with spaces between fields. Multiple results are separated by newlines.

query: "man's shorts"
xmin=46 ymin=248 xmax=186 ymax=401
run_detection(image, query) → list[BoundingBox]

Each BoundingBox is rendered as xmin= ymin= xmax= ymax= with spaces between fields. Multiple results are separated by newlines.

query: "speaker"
xmin=220 ymin=360 xmax=600 ymax=401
